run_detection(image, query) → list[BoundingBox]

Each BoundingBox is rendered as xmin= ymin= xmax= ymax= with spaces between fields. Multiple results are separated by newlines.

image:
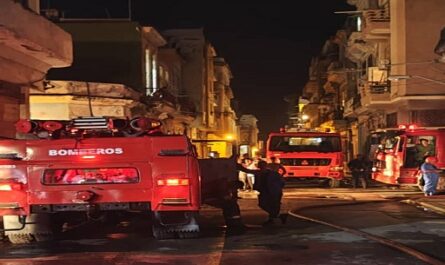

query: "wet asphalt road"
xmin=1 ymin=183 xmax=445 ymax=265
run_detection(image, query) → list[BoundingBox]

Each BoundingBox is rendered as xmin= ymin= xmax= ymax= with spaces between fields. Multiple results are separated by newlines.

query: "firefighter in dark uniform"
xmin=268 ymin=156 xmax=287 ymax=176
xmin=348 ymin=154 xmax=368 ymax=189
xmin=238 ymin=160 xmax=287 ymax=225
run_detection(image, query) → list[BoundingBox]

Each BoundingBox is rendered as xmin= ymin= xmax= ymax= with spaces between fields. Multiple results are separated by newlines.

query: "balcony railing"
xmin=360 ymin=82 xmax=391 ymax=108
xmin=369 ymin=82 xmax=390 ymax=93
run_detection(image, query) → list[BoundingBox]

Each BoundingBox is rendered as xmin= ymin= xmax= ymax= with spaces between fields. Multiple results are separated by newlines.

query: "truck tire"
xmin=4 ymin=214 xmax=53 ymax=244
xmin=7 ymin=233 xmax=34 ymax=244
xmin=177 ymin=230 xmax=199 ymax=239
xmin=152 ymin=211 xmax=199 ymax=240
xmin=152 ymin=227 xmax=176 ymax=240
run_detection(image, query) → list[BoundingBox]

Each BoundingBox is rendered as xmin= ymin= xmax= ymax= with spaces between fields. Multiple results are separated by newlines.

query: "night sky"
xmin=41 ymin=0 xmax=354 ymax=140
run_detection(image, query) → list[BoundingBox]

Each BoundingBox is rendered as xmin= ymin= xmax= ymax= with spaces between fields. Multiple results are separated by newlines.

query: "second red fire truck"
xmin=371 ymin=125 xmax=445 ymax=191
xmin=266 ymin=128 xmax=344 ymax=187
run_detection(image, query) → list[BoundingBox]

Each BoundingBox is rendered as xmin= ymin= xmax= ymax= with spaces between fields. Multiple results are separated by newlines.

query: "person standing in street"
xmin=238 ymin=154 xmax=253 ymax=191
xmin=347 ymin=154 xmax=368 ymax=189
xmin=237 ymin=160 xmax=287 ymax=225
xmin=421 ymin=156 xmax=440 ymax=196
xmin=245 ymin=157 xmax=257 ymax=192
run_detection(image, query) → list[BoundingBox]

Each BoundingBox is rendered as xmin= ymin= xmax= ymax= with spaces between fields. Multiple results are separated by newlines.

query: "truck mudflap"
xmin=151 ymin=211 xmax=199 ymax=240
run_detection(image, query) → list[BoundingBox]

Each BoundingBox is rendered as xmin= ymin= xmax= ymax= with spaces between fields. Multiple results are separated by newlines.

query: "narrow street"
xmin=1 ymin=184 xmax=444 ymax=265
xmin=1 ymin=1 xmax=445 ymax=265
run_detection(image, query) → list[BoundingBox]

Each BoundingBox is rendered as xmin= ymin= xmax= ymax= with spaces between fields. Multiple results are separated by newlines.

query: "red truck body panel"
xmin=372 ymin=128 xmax=445 ymax=186
xmin=0 ymin=135 xmax=200 ymax=216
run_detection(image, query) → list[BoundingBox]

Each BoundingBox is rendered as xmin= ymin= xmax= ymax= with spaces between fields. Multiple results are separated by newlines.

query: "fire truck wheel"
xmin=7 ymin=233 xmax=34 ymax=244
xmin=176 ymin=212 xmax=200 ymax=239
xmin=3 ymin=215 xmax=34 ymax=244
xmin=151 ymin=211 xmax=177 ymax=240
xmin=177 ymin=230 xmax=199 ymax=239
xmin=152 ymin=227 xmax=176 ymax=240
xmin=151 ymin=211 xmax=200 ymax=240
xmin=4 ymin=214 xmax=54 ymax=243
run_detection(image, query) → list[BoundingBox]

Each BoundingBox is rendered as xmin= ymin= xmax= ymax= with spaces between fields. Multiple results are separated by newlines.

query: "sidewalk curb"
xmin=403 ymin=199 xmax=445 ymax=216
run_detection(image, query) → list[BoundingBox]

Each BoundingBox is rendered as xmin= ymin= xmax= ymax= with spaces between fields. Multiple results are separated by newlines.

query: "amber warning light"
xmin=398 ymin=124 xmax=418 ymax=130
xmin=0 ymin=183 xmax=23 ymax=191
xmin=157 ymin=179 xmax=190 ymax=186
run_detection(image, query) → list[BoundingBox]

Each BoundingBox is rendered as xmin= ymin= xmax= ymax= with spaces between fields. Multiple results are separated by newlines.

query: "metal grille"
xmin=73 ymin=117 xmax=109 ymax=129
xmin=280 ymin=158 xmax=331 ymax=166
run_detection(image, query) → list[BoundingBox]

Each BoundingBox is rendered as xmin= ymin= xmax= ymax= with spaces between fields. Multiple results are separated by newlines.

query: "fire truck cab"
xmin=371 ymin=125 xmax=445 ymax=191
xmin=266 ymin=128 xmax=344 ymax=188
xmin=0 ymin=117 xmax=201 ymax=243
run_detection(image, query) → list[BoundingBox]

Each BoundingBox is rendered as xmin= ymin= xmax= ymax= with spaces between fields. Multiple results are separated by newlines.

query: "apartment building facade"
xmin=302 ymin=0 xmax=445 ymax=159
xmin=0 ymin=0 xmax=72 ymax=138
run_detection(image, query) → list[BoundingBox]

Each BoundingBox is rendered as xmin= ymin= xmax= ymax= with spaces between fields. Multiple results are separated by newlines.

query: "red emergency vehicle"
xmin=0 ymin=117 xmax=201 ymax=243
xmin=371 ymin=125 xmax=445 ymax=191
xmin=266 ymin=129 xmax=344 ymax=187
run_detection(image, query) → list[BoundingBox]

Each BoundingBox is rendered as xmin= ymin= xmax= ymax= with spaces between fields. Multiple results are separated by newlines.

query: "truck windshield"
xmin=42 ymin=168 xmax=139 ymax=185
xmin=269 ymin=135 xmax=341 ymax=152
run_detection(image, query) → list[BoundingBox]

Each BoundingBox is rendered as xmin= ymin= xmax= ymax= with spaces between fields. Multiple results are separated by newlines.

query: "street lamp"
xmin=387 ymin=75 xmax=445 ymax=85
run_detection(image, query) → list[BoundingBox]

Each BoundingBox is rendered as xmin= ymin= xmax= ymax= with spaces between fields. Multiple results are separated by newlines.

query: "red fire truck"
xmin=266 ymin=129 xmax=344 ymax=187
xmin=0 ymin=117 xmax=205 ymax=243
xmin=371 ymin=125 xmax=445 ymax=191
